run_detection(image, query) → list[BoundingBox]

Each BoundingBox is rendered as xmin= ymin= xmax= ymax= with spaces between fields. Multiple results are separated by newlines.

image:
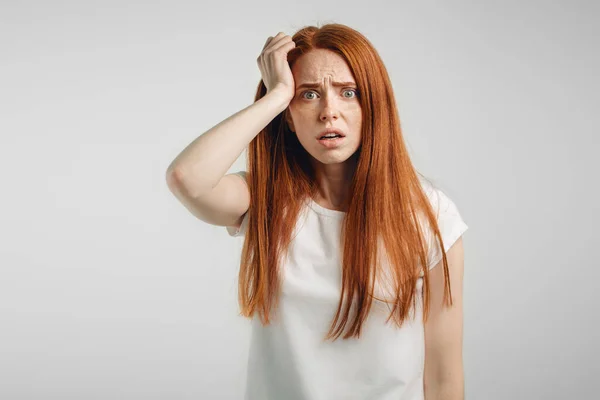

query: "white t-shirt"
xmin=227 ymin=171 xmax=468 ymax=400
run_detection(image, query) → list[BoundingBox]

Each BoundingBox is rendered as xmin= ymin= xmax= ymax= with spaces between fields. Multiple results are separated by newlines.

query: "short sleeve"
xmin=226 ymin=171 xmax=249 ymax=237
xmin=421 ymin=184 xmax=469 ymax=270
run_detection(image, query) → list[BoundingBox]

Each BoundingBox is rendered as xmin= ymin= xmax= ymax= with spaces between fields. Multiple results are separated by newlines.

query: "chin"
xmin=311 ymin=150 xmax=359 ymax=165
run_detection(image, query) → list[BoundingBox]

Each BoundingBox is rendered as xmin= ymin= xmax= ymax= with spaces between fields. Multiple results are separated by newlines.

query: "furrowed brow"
xmin=296 ymin=81 xmax=357 ymax=90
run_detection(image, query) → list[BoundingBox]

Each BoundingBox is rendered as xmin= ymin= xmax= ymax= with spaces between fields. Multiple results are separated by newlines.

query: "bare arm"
xmin=165 ymin=32 xmax=296 ymax=228
xmin=166 ymin=32 xmax=296 ymax=199
xmin=423 ymin=236 xmax=465 ymax=400
xmin=166 ymin=90 xmax=290 ymax=198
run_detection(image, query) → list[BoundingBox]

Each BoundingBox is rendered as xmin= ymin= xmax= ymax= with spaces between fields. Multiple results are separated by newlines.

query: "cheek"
xmin=289 ymin=110 xmax=313 ymax=127
xmin=350 ymin=112 xmax=362 ymax=129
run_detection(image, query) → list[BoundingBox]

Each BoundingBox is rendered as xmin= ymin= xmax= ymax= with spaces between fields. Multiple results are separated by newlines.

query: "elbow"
xmin=423 ymin=361 xmax=464 ymax=400
xmin=166 ymin=165 xmax=207 ymax=200
xmin=166 ymin=165 xmax=185 ymax=192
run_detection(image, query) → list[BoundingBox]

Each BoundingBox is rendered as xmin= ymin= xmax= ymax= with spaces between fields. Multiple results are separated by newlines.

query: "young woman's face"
xmin=286 ymin=49 xmax=362 ymax=167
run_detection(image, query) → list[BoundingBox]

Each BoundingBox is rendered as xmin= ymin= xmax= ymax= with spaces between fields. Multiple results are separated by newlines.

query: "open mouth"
xmin=317 ymin=135 xmax=345 ymax=148
xmin=319 ymin=134 xmax=344 ymax=140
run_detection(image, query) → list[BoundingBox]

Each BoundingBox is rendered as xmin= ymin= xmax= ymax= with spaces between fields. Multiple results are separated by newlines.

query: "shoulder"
xmin=417 ymin=176 xmax=469 ymax=270
xmin=418 ymin=176 xmax=464 ymax=220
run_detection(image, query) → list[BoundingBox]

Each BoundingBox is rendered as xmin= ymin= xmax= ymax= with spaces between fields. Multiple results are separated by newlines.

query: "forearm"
xmin=166 ymin=89 xmax=290 ymax=198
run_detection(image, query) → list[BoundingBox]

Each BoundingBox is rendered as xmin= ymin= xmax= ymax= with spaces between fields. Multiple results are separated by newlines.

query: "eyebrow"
xmin=296 ymin=81 xmax=357 ymax=90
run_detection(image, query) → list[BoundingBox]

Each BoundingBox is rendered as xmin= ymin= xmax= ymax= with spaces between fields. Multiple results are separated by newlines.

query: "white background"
xmin=1 ymin=0 xmax=598 ymax=398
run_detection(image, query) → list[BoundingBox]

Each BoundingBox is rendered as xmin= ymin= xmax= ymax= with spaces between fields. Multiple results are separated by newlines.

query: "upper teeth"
xmin=323 ymin=134 xmax=339 ymax=138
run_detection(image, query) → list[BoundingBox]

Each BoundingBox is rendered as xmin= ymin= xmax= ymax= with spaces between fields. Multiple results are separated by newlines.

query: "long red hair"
xmin=238 ymin=23 xmax=452 ymax=341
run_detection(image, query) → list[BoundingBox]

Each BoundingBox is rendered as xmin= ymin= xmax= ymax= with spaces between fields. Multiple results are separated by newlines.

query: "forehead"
xmin=292 ymin=49 xmax=355 ymax=82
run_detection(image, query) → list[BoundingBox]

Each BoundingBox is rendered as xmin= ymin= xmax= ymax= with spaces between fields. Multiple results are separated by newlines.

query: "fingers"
xmin=269 ymin=36 xmax=295 ymax=54
xmin=261 ymin=32 xmax=289 ymax=53
xmin=262 ymin=36 xmax=273 ymax=51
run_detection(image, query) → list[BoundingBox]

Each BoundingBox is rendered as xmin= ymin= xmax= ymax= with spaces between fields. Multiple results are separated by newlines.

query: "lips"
xmin=317 ymin=128 xmax=346 ymax=140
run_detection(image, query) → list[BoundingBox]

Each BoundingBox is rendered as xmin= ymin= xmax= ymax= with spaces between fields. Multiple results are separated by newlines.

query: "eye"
xmin=343 ymin=89 xmax=358 ymax=98
xmin=301 ymin=90 xmax=317 ymax=100
xmin=301 ymin=89 xmax=359 ymax=100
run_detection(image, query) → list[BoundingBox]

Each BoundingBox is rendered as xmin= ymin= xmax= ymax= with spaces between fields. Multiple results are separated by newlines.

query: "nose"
xmin=319 ymin=95 xmax=339 ymax=123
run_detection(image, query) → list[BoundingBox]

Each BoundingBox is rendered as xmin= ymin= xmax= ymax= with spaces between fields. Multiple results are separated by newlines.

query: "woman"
xmin=167 ymin=23 xmax=468 ymax=400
